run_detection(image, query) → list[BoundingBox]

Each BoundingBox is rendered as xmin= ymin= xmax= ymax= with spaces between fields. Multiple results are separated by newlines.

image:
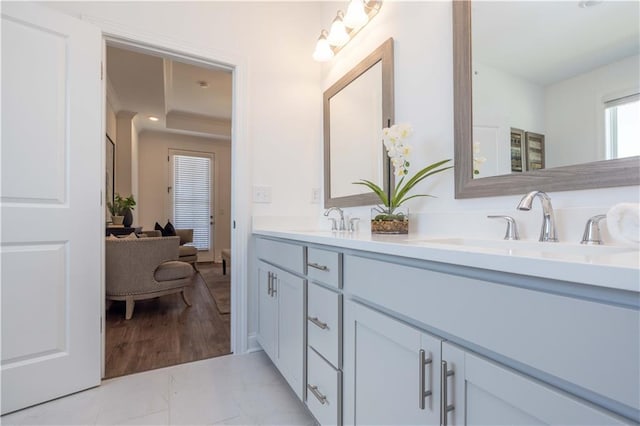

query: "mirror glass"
xmin=324 ymin=38 xmax=394 ymax=208
xmin=470 ymin=1 xmax=639 ymax=179
xmin=453 ymin=1 xmax=640 ymax=198
xmin=330 ymin=62 xmax=383 ymax=198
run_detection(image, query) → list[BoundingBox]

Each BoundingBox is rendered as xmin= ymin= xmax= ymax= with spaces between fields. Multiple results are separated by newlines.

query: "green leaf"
xmin=391 ymin=159 xmax=452 ymax=206
xmin=353 ymin=180 xmax=389 ymax=206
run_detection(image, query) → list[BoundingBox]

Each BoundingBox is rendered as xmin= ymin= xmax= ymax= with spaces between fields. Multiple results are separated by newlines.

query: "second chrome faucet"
xmin=517 ymin=190 xmax=558 ymax=242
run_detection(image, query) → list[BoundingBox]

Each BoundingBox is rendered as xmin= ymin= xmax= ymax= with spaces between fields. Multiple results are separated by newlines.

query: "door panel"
xmin=1 ymin=2 xmax=102 ymax=414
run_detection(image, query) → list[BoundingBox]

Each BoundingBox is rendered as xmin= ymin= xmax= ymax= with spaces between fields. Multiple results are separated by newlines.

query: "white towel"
xmin=606 ymin=203 xmax=640 ymax=246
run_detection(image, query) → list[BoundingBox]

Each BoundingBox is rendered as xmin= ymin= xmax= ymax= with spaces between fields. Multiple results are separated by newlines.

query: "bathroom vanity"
xmin=253 ymin=230 xmax=639 ymax=425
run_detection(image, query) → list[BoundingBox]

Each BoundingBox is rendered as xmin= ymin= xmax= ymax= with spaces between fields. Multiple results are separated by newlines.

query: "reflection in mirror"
xmin=324 ymin=38 xmax=394 ymax=208
xmin=453 ymin=1 xmax=640 ymax=198
xmin=471 ymin=1 xmax=639 ymax=179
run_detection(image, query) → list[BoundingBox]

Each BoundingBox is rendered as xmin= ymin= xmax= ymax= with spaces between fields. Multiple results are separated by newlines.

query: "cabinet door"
xmin=256 ymin=261 xmax=277 ymax=362
xmin=274 ymin=267 xmax=305 ymax=400
xmin=441 ymin=342 xmax=627 ymax=425
xmin=343 ymin=301 xmax=441 ymax=426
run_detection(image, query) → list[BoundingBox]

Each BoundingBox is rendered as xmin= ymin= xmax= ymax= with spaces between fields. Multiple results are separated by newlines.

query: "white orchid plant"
xmin=353 ymin=123 xmax=452 ymax=220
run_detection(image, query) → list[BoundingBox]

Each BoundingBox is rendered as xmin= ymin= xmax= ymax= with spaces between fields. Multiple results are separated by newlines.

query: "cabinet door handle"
xmin=419 ymin=349 xmax=433 ymax=409
xmin=271 ymin=274 xmax=277 ymax=297
xmin=307 ymin=384 xmax=328 ymax=405
xmin=308 ymin=316 xmax=329 ymax=330
xmin=307 ymin=262 xmax=329 ymax=271
xmin=440 ymin=360 xmax=455 ymax=426
xmin=267 ymin=272 xmax=272 ymax=296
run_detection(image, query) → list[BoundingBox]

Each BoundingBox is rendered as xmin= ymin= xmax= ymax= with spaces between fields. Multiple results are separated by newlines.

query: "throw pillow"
xmin=164 ymin=220 xmax=177 ymax=237
xmin=155 ymin=222 xmax=164 ymax=233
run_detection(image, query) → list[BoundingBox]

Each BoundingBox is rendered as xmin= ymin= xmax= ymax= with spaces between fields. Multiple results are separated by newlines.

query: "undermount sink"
xmin=413 ymin=237 xmax=638 ymax=257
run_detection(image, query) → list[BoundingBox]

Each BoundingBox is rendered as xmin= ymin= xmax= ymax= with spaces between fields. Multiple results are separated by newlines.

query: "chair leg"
xmin=125 ymin=297 xmax=135 ymax=320
xmin=181 ymin=289 xmax=192 ymax=307
xmin=222 ymin=259 xmax=227 ymax=275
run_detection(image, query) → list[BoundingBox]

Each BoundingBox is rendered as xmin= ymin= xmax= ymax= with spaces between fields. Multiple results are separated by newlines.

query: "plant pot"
xmin=370 ymin=207 xmax=409 ymax=234
xmin=111 ymin=215 xmax=124 ymax=225
xmin=122 ymin=208 xmax=133 ymax=227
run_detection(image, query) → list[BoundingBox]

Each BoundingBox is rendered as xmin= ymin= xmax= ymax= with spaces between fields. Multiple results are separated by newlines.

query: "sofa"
xmin=106 ymin=236 xmax=195 ymax=320
xmin=143 ymin=229 xmax=198 ymax=270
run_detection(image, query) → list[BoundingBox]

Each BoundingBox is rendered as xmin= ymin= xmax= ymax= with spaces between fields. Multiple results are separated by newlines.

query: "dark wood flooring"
xmin=104 ymin=263 xmax=231 ymax=379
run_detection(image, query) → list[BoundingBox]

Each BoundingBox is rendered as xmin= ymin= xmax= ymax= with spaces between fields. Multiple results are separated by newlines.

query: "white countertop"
xmin=253 ymin=228 xmax=640 ymax=293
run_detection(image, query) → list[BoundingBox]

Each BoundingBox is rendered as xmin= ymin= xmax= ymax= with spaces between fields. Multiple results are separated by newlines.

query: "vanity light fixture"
xmin=312 ymin=0 xmax=382 ymax=62
xmin=327 ymin=11 xmax=350 ymax=47
xmin=312 ymin=30 xmax=335 ymax=62
xmin=148 ymin=116 xmax=159 ymax=122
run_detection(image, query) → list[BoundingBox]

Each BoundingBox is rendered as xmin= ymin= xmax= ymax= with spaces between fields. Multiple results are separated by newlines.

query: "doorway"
xmin=104 ymin=42 xmax=234 ymax=378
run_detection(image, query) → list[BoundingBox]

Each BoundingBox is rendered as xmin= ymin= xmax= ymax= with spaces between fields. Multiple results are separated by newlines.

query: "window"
xmin=605 ymin=94 xmax=640 ymax=159
xmin=172 ymin=154 xmax=212 ymax=251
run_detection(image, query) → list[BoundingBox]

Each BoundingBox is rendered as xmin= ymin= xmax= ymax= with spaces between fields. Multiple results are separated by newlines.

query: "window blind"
xmin=173 ymin=155 xmax=211 ymax=251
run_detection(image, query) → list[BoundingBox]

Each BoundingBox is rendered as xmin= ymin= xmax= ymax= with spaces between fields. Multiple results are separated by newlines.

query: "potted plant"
xmin=354 ymin=123 xmax=452 ymax=234
xmin=107 ymin=193 xmax=136 ymax=226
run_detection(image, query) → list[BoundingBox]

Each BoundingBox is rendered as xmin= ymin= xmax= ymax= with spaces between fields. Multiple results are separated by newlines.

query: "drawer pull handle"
xmin=419 ymin=349 xmax=433 ymax=409
xmin=440 ymin=360 xmax=455 ymax=426
xmin=307 ymin=384 xmax=328 ymax=405
xmin=308 ymin=262 xmax=329 ymax=271
xmin=308 ymin=316 xmax=329 ymax=330
xmin=267 ymin=272 xmax=272 ymax=296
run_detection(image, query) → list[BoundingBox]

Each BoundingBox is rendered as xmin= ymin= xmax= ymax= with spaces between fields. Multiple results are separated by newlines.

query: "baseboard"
xmin=247 ymin=333 xmax=262 ymax=353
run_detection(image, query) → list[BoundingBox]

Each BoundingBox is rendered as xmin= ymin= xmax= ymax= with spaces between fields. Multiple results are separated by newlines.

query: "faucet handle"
xmin=581 ymin=214 xmax=606 ymax=245
xmin=348 ymin=217 xmax=360 ymax=232
xmin=488 ymin=215 xmax=520 ymax=240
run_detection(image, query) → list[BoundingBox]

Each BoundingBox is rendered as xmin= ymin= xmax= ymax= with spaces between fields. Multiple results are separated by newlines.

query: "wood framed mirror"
xmin=324 ymin=38 xmax=394 ymax=208
xmin=453 ymin=1 xmax=639 ymax=199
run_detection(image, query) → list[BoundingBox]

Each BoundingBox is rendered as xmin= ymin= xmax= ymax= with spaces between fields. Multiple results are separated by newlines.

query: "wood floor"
xmin=104 ymin=263 xmax=231 ymax=379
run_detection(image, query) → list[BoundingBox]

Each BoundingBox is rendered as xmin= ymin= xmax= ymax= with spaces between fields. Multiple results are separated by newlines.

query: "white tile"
xmin=1 ymin=352 xmax=313 ymax=426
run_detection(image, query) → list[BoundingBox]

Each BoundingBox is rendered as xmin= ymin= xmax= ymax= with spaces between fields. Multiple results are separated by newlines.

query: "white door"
xmin=1 ymin=3 xmax=102 ymax=414
xmin=169 ymin=150 xmax=215 ymax=262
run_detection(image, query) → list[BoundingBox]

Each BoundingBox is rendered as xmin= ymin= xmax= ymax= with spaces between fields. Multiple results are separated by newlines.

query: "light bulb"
xmin=344 ymin=0 xmax=369 ymax=29
xmin=312 ymin=30 xmax=334 ymax=62
xmin=327 ymin=11 xmax=350 ymax=47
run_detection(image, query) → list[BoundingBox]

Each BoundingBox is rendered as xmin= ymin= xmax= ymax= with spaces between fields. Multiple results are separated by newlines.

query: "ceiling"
xmin=472 ymin=1 xmax=640 ymax=86
xmin=106 ymin=45 xmax=232 ymax=140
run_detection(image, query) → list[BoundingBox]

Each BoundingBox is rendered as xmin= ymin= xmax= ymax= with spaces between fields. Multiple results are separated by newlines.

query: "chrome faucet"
xmin=324 ymin=207 xmax=346 ymax=231
xmin=581 ymin=214 xmax=606 ymax=245
xmin=516 ymin=191 xmax=558 ymax=242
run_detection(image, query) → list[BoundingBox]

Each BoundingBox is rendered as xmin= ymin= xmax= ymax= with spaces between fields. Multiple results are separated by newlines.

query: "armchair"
xmin=106 ymin=236 xmax=195 ymax=320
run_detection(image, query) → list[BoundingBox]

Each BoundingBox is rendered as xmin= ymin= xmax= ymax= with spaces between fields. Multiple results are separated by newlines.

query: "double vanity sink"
xmin=259 ymin=228 xmax=640 ymax=292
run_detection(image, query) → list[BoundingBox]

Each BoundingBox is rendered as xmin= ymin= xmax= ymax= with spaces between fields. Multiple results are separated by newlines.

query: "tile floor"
xmin=2 ymin=352 xmax=315 ymax=426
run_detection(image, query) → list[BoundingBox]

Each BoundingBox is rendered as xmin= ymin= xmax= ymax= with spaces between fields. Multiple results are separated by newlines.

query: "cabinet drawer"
xmin=256 ymin=237 xmax=305 ymax=274
xmin=307 ymin=347 xmax=341 ymax=426
xmin=307 ymin=247 xmax=342 ymax=289
xmin=308 ymin=282 xmax=341 ymax=368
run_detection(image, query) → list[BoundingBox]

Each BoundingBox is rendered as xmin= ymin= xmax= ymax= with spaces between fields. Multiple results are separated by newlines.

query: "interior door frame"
xmin=168 ymin=149 xmax=217 ymax=262
xmin=91 ymin=17 xmax=251 ymax=373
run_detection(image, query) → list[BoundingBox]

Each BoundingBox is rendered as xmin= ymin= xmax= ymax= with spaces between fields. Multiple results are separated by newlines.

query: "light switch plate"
xmin=253 ymin=186 xmax=272 ymax=203
xmin=311 ymin=188 xmax=321 ymax=204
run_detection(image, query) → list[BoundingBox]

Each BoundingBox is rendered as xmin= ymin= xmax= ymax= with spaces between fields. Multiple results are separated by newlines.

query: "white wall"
xmin=545 ymin=54 xmax=640 ymax=168
xmin=138 ymin=131 xmax=231 ymax=262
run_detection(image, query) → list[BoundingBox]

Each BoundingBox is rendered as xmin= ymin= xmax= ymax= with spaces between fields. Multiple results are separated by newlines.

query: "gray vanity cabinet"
xmin=255 ymin=240 xmax=305 ymax=400
xmin=343 ymin=300 xmax=442 ymax=426
xmin=441 ymin=342 xmax=626 ymax=425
